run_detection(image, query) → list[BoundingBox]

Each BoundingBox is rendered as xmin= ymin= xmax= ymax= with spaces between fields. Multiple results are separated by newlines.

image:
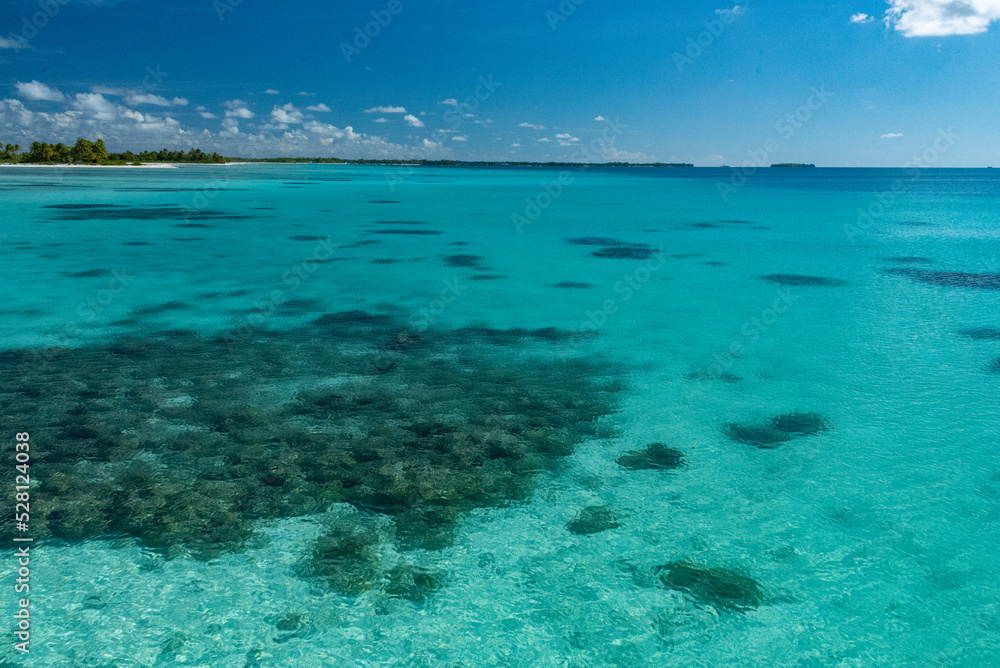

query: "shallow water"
xmin=2 ymin=164 xmax=999 ymax=666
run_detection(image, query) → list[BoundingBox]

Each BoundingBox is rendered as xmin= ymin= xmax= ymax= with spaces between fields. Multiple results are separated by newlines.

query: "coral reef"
xmin=0 ymin=316 xmax=618 ymax=562
xmin=655 ymin=561 xmax=764 ymax=612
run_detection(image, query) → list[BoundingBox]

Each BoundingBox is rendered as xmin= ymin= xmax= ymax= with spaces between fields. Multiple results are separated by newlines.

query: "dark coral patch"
xmin=0 ymin=319 xmax=618 ymax=559
xmin=887 ymin=268 xmax=1000 ymax=290
xmin=884 ymin=256 xmax=932 ymax=264
xmin=688 ymin=222 xmax=723 ymax=229
xmin=958 ymin=327 xmax=1000 ymax=340
xmin=373 ymin=230 xmax=443 ymax=236
xmin=592 ymin=246 xmax=657 ymax=260
xmin=372 ymin=259 xmax=402 ymax=265
xmin=761 ymin=274 xmax=847 ymax=287
xmin=704 ymin=261 xmax=726 ymax=267
xmin=724 ymin=412 xmax=830 ymax=448
xmin=469 ymin=274 xmax=505 ymax=281
xmin=444 ymin=254 xmax=484 ymax=268
xmin=122 ymin=241 xmax=152 ymax=246
xmin=554 ymin=282 xmax=593 ymax=289
xmin=385 ymin=565 xmax=443 ymax=602
xmin=656 ymin=562 xmax=764 ymax=612
xmin=900 ymin=221 xmax=936 ymax=227
xmin=64 ymin=269 xmax=109 ymax=278
xmin=312 ymin=310 xmax=394 ymax=327
xmin=684 ymin=369 xmax=741 ymax=383
xmin=132 ymin=301 xmax=189 ymax=316
xmin=567 ymin=505 xmax=620 ymax=535
xmin=371 ymin=220 xmax=428 ymax=225
xmin=174 ymin=223 xmax=213 ymax=229
xmin=616 ymin=443 xmax=685 ymax=471
xmin=289 ymin=235 xmax=327 ymax=241
xmin=989 ymin=359 xmax=1000 ymax=375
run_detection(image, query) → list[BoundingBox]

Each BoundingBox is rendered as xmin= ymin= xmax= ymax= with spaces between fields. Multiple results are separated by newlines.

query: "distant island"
xmin=770 ymin=163 xmax=816 ymax=168
xmin=1 ymin=137 xmax=693 ymax=168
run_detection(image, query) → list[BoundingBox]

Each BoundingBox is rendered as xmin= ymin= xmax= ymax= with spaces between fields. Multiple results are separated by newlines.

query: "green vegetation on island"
xmin=770 ymin=163 xmax=816 ymax=168
xmin=1 ymin=139 xmax=227 ymax=165
xmin=2 ymin=136 xmax=696 ymax=167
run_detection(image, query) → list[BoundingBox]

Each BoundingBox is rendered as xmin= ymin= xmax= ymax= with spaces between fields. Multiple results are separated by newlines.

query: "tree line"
xmin=0 ymin=138 xmax=229 ymax=164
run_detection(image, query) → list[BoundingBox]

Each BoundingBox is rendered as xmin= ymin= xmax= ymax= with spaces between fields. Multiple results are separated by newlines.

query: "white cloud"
xmin=224 ymin=100 xmax=254 ymax=119
xmin=265 ymin=89 xmax=280 ymax=95
xmin=306 ymin=103 xmax=331 ymax=112
xmin=716 ymin=5 xmax=745 ymax=18
xmin=885 ymin=0 xmax=1000 ymax=36
xmin=404 ymin=114 xmax=424 ymax=127
xmin=270 ymin=103 xmax=305 ymax=125
xmin=122 ymin=109 xmax=145 ymax=122
xmin=451 ymin=135 xmax=468 ymax=141
xmin=72 ymin=93 xmax=117 ymax=120
xmin=126 ymin=93 xmax=188 ymax=106
xmin=298 ymin=91 xmax=313 ymax=96
xmin=373 ymin=118 xmax=387 ymax=123
xmin=422 ymin=139 xmax=440 ymax=148
xmin=881 ymin=132 xmax=904 ymax=138
xmin=511 ymin=142 xmax=521 ymax=147
xmin=365 ymin=105 xmax=406 ymax=113
xmin=1 ymin=99 xmax=34 ymax=125
xmin=16 ymin=81 xmax=65 ymax=102
xmin=519 ymin=122 xmax=545 ymax=129
xmin=538 ymin=137 xmax=552 ymax=142
xmin=200 ymin=111 xmax=217 ymax=119
xmin=602 ymin=145 xmax=653 ymax=163
xmin=850 ymin=12 xmax=874 ymax=23
xmin=440 ymin=98 xmax=458 ymax=106
xmin=0 ymin=36 xmax=30 ymax=50
xmin=594 ymin=115 xmax=606 ymax=121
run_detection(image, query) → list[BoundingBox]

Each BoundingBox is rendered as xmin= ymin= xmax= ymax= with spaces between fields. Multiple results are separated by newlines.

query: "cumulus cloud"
xmin=373 ymin=118 xmax=387 ymax=123
xmin=72 ymin=93 xmax=117 ymax=120
xmin=265 ymin=89 xmax=280 ymax=95
xmin=440 ymin=98 xmax=458 ymax=106
xmin=885 ymin=0 xmax=1000 ymax=36
xmin=224 ymin=100 xmax=254 ymax=118
xmin=365 ymin=105 xmax=406 ymax=113
xmin=881 ymin=132 xmax=904 ymax=138
xmin=451 ymin=135 xmax=468 ymax=141
xmin=404 ymin=114 xmax=424 ymax=127
xmin=519 ymin=122 xmax=545 ymax=129
xmin=306 ymin=103 xmax=331 ymax=112
xmin=594 ymin=115 xmax=606 ymax=121
xmin=538 ymin=137 xmax=552 ymax=142
xmin=270 ymin=103 xmax=305 ymax=126
xmin=16 ymin=81 xmax=65 ymax=102
xmin=126 ymin=93 xmax=188 ymax=106
xmin=200 ymin=111 xmax=218 ymax=119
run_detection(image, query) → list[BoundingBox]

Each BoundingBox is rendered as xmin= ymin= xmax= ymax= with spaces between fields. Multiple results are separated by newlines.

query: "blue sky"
xmin=2 ymin=0 xmax=999 ymax=165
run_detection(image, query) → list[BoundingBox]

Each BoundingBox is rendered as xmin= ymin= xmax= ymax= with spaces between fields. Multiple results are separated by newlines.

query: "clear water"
xmin=2 ymin=165 xmax=999 ymax=666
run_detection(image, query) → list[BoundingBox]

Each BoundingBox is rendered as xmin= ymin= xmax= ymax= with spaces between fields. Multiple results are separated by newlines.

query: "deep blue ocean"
xmin=1 ymin=164 xmax=999 ymax=666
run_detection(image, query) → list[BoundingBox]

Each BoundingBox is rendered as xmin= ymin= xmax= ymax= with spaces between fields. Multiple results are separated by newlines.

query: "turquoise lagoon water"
xmin=1 ymin=164 xmax=999 ymax=666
